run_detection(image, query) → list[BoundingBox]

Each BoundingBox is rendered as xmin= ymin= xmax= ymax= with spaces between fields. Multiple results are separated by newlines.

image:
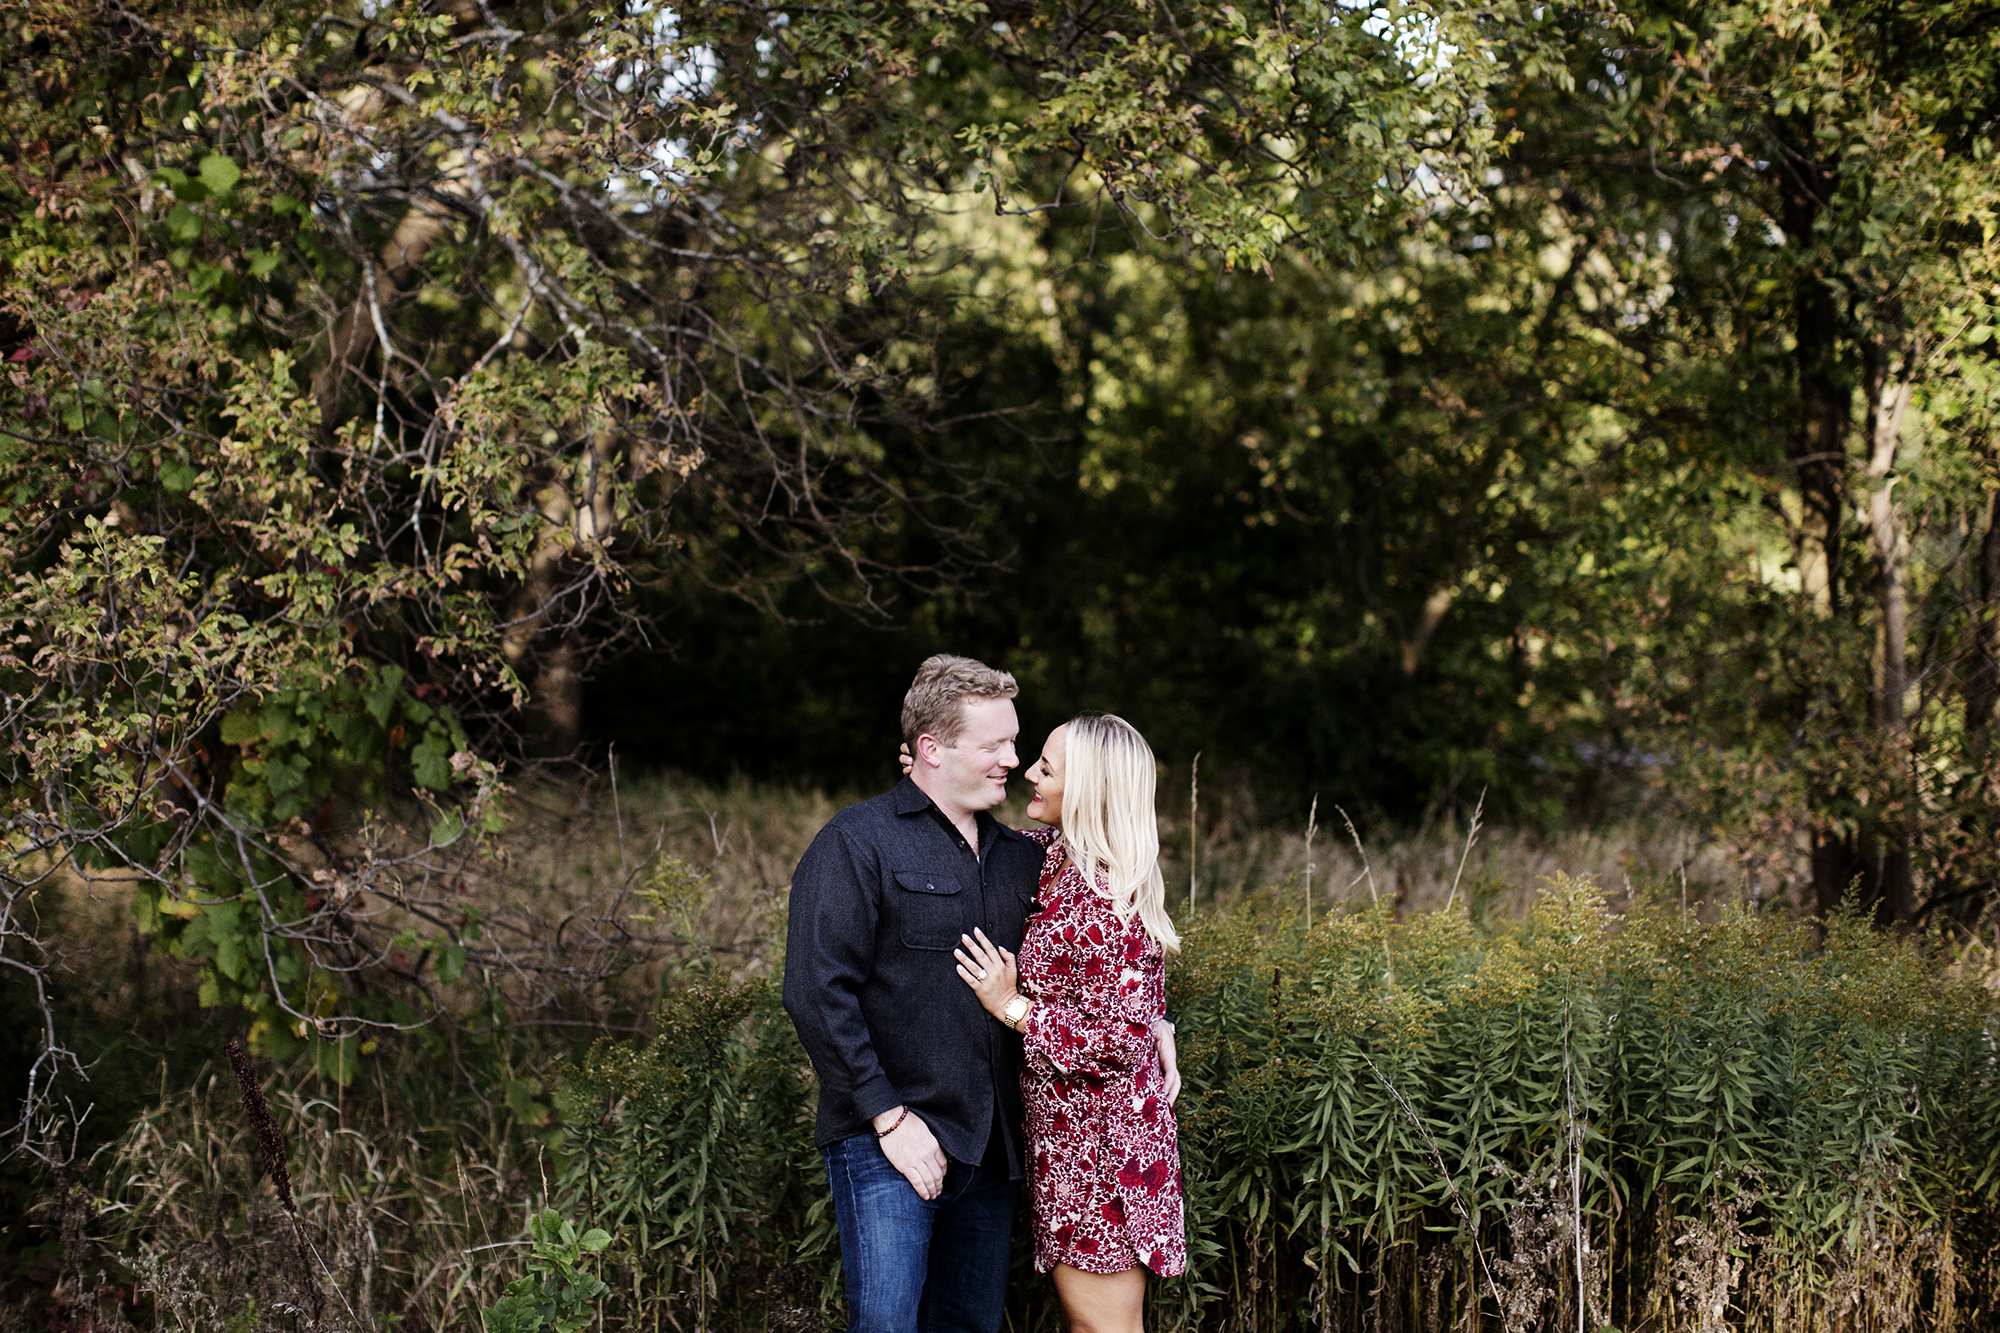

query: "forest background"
xmin=4 ymin=0 xmax=2000 ymax=1329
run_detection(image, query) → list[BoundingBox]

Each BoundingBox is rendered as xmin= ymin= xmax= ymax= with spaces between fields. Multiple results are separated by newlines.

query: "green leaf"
xmin=159 ymin=458 xmax=198 ymax=493
xmin=484 ymin=1291 xmax=544 ymax=1333
xmin=436 ymin=942 xmax=467 ymax=985
xmin=220 ymin=711 xmax=268 ymax=745
xmin=410 ymin=736 xmax=452 ymax=790
xmin=166 ymin=203 xmax=203 ymax=242
xmin=312 ymin=1033 xmax=360 ymax=1084
xmin=133 ymin=884 xmax=162 ymax=935
xmin=430 ymin=810 xmax=465 ymax=846
xmin=199 ymin=154 xmax=242 ymax=195
xmin=578 ymin=1229 xmax=611 ymax=1253
xmin=364 ymin=665 xmax=405 ymax=727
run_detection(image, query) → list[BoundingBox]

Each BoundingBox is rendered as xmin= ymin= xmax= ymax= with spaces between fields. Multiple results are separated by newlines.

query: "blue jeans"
xmin=821 ymin=1132 xmax=1017 ymax=1333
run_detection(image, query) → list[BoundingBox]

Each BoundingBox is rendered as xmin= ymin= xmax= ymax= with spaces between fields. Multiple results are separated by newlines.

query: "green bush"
xmin=484 ymin=1209 xmax=613 ymax=1333
xmin=554 ymin=879 xmax=2000 ymax=1331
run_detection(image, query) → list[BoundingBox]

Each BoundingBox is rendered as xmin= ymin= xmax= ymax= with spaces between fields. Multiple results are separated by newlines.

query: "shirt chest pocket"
xmin=892 ymin=870 xmax=966 ymax=951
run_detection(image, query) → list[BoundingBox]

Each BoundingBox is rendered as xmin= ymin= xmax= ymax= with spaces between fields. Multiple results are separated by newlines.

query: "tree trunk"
xmin=1789 ymin=292 xmax=1848 ymax=618
xmin=1861 ymin=336 xmax=1916 ymax=925
xmin=502 ymin=480 xmax=588 ymax=757
xmin=1399 ymin=585 xmax=1455 ymax=677
xmin=1864 ymin=338 xmax=1914 ymax=732
xmin=1780 ymin=129 xmax=1848 ymax=619
xmin=307 ymin=82 xmax=466 ymax=430
xmin=1967 ymin=490 xmax=2000 ymax=762
xmin=1812 ymin=829 xmax=1857 ymax=921
xmin=1775 ymin=118 xmax=1879 ymax=922
xmin=1781 ymin=155 xmax=1862 ymax=919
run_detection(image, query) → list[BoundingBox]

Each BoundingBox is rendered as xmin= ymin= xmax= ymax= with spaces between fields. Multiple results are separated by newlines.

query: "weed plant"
xmin=553 ymin=877 xmax=1999 ymax=1332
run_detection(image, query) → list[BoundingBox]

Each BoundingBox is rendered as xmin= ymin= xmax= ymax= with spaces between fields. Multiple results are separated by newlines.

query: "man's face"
xmin=927 ymin=696 xmax=1020 ymax=813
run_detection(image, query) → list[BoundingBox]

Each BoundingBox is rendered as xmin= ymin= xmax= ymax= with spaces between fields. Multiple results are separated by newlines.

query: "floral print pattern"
xmin=1017 ymin=827 xmax=1186 ymax=1276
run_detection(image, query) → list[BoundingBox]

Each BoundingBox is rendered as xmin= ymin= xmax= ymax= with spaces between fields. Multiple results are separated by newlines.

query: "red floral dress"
xmin=1016 ymin=827 xmax=1186 ymax=1276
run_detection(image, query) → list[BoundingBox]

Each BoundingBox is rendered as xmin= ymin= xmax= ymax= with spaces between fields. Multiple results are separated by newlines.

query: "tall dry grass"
xmin=483 ymin=767 xmax=1760 ymax=971
xmin=38 ymin=1042 xmax=557 ymax=1333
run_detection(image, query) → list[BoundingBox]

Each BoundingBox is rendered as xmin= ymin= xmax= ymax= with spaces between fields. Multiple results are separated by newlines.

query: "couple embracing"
xmin=783 ymin=655 xmax=1187 ymax=1333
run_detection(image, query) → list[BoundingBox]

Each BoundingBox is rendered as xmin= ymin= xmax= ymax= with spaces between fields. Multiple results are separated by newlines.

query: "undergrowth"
xmin=21 ymin=876 xmax=2000 ymax=1332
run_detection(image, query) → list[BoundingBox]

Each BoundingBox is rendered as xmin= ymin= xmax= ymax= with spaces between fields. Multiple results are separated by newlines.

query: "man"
xmin=784 ymin=655 xmax=1046 ymax=1333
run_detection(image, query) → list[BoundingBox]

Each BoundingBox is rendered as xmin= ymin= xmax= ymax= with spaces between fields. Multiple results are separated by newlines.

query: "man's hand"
xmin=874 ymin=1105 xmax=948 ymax=1199
xmin=1153 ymin=1018 xmax=1182 ymax=1106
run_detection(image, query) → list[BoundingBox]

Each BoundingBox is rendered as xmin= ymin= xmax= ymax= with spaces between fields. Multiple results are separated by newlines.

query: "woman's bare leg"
xmin=1051 ymin=1263 xmax=1146 ymax=1333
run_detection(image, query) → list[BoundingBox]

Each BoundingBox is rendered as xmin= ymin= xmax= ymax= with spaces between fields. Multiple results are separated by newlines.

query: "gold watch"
xmin=1001 ymin=994 xmax=1032 ymax=1030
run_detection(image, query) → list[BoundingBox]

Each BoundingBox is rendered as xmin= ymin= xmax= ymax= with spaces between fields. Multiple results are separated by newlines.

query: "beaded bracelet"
xmin=876 ymin=1106 xmax=911 ymax=1139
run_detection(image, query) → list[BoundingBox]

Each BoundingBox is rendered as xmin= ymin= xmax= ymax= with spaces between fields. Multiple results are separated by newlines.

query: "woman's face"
xmin=1024 ymin=724 xmax=1068 ymax=829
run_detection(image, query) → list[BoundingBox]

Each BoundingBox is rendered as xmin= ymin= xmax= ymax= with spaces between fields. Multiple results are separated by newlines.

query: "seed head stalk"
xmin=225 ymin=1038 xmax=360 ymax=1332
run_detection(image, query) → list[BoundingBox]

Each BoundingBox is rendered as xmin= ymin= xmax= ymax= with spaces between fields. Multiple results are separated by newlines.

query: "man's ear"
xmin=914 ymin=734 xmax=945 ymax=768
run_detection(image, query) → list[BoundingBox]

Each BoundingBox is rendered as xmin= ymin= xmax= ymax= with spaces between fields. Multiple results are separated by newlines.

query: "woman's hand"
xmin=898 ymin=743 xmax=914 ymax=777
xmin=953 ymin=927 xmax=1020 ymax=1021
xmin=1153 ymin=1018 xmax=1181 ymax=1106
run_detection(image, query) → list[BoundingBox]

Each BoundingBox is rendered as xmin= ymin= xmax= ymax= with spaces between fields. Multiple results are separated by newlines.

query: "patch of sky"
xmin=599 ymin=3 xmax=717 ymax=107
xmin=593 ymin=3 xmax=730 ymax=211
xmin=1346 ymin=0 xmax=1460 ymax=81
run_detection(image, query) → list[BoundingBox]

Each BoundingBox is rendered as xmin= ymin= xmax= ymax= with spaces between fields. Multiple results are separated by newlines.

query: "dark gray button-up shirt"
xmin=783 ymin=778 xmax=1044 ymax=1172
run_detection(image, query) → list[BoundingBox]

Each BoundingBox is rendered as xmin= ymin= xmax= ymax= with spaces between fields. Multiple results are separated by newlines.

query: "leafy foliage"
xmin=620 ymin=0 xmax=2000 ymax=939
xmin=556 ymin=974 xmax=830 ymax=1330
xmin=484 ymin=1209 xmax=613 ymax=1333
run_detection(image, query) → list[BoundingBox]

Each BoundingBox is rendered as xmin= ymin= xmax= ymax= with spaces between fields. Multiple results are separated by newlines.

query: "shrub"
xmin=555 ymin=878 xmax=2000 ymax=1331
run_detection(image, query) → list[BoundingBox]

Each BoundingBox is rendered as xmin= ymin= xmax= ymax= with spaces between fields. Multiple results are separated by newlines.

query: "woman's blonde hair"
xmin=1060 ymin=713 xmax=1180 ymax=954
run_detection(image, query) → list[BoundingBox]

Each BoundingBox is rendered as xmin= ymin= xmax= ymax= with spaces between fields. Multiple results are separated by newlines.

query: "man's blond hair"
xmin=901 ymin=655 xmax=1018 ymax=749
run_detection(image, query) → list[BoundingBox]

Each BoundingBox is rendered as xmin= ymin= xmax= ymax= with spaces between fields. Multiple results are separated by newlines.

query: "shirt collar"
xmin=890 ymin=776 xmax=934 ymax=815
xmin=892 ymin=777 xmax=1030 ymax=852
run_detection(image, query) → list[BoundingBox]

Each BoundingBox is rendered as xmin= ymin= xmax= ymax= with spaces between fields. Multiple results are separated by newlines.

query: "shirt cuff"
xmin=851 ymin=1074 xmax=901 ymax=1124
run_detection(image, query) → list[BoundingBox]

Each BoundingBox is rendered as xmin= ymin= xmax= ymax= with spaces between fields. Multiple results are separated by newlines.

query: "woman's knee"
xmin=1051 ymin=1263 xmax=1146 ymax=1333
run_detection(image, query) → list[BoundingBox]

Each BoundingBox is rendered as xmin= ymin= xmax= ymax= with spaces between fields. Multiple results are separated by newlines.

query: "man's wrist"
xmin=871 ymin=1105 xmax=907 ymax=1134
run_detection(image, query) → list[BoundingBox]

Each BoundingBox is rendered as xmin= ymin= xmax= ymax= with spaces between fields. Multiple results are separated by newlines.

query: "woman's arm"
xmin=1022 ymin=919 xmax=1164 ymax=1080
xmin=954 ymin=922 xmax=1162 ymax=1080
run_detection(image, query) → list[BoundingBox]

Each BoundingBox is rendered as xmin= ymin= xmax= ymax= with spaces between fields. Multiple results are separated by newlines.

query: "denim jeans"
xmin=821 ymin=1132 xmax=1017 ymax=1333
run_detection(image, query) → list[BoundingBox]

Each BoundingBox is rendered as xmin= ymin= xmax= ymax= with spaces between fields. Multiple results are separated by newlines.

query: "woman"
xmin=949 ymin=713 xmax=1187 ymax=1333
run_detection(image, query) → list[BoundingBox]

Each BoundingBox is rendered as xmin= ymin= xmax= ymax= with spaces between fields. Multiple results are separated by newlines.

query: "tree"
xmin=1561 ymin=0 xmax=2000 ymax=923
xmin=0 ymin=0 xmax=1543 ymax=1153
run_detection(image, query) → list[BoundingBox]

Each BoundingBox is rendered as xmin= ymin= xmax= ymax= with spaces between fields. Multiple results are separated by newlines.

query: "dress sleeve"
xmin=1021 ymin=911 xmax=1163 ymax=1079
